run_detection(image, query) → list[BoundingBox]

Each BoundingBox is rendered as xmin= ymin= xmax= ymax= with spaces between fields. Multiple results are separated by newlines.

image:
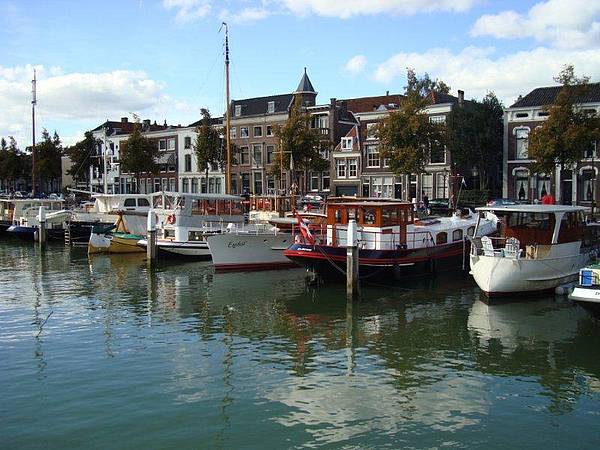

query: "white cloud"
xmin=220 ymin=7 xmax=271 ymax=24
xmin=0 ymin=65 xmax=195 ymax=147
xmin=471 ymin=0 xmax=600 ymax=50
xmin=162 ymin=0 xmax=211 ymax=24
xmin=280 ymin=0 xmax=477 ymax=18
xmin=344 ymin=55 xmax=367 ymax=75
xmin=373 ymin=46 xmax=600 ymax=106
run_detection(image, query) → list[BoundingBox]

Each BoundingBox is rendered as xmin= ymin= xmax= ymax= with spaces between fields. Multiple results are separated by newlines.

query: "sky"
xmin=1 ymin=0 xmax=599 ymax=148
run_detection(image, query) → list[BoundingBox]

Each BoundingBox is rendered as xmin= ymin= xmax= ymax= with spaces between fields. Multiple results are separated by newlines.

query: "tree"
xmin=194 ymin=108 xmax=223 ymax=193
xmin=405 ymin=68 xmax=450 ymax=97
xmin=65 ymin=131 xmax=101 ymax=188
xmin=120 ymin=120 xmax=159 ymax=194
xmin=270 ymin=97 xmax=330 ymax=194
xmin=528 ymin=65 xmax=599 ymax=200
xmin=377 ymin=91 xmax=446 ymax=176
xmin=0 ymin=137 xmax=28 ymax=192
xmin=447 ymin=92 xmax=504 ymax=190
xmin=36 ymin=129 xmax=63 ymax=193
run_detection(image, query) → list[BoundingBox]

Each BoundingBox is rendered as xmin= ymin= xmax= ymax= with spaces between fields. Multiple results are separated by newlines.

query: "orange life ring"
xmin=167 ymin=214 xmax=176 ymax=225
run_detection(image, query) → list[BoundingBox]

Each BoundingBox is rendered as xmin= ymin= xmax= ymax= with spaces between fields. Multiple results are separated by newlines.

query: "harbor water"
xmin=2 ymin=241 xmax=600 ymax=449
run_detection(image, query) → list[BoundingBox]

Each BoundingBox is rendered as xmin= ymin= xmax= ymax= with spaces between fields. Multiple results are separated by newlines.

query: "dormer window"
xmin=267 ymin=101 xmax=275 ymax=114
xmin=341 ymin=137 xmax=353 ymax=151
xmin=234 ymin=105 xmax=242 ymax=117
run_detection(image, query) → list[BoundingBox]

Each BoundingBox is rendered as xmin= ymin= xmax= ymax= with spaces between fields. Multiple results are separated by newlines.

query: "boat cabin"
xmin=0 ymin=198 xmax=65 ymax=225
xmin=326 ymin=201 xmax=414 ymax=249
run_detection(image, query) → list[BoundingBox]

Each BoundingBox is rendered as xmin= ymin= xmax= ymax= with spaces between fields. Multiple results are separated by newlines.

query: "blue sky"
xmin=1 ymin=0 xmax=599 ymax=147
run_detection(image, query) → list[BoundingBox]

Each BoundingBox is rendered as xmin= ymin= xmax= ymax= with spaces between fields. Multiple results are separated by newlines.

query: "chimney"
xmin=458 ymin=90 xmax=464 ymax=106
xmin=121 ymin=117 xmax=128 ymax=123
xmin=163 ymin=119 xmax=167 ymax=126
xmin=330 ymin=97 xmax=336 ymax=106
xmin=143 ymin=119 xmax=151 ymax=126
xmin=386 ymin=90 xmax=389 ymax=96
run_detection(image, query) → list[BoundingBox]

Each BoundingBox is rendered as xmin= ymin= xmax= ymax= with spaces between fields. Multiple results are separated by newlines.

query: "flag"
xmin=296 ymin=213 xmax=315 ymax=245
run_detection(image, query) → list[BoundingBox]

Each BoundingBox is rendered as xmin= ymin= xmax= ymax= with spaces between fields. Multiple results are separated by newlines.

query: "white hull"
xmin=207 ymin=232 xmax=297 ymax=271
xmin=570 ymin=286 xmax=600 ymax=305
xmin=138 ymin=239 xmax=212 ymax=258
xmin=470 ymin=244 xmax=591 ymax=295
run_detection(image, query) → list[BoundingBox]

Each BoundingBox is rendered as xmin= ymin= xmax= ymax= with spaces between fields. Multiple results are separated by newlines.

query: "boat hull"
xmin=283 ymin=241 xmax=470 ymax=280
xmin=88 ymin=232 xmax=145 ymax=254
xmin=207 ymin=233 xmax=298 ymax=271
xmin=137 ymin=239 xmax=212 ymax=260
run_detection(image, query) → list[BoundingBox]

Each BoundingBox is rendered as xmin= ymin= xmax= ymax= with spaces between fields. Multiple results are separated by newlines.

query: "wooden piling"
xmin=37 ymin=206 xmax=46 ymax=248
xmin=346 ymin=219 xmax=360 ymax=300
xmin=146 ymin=210 xmax=157 ymax=268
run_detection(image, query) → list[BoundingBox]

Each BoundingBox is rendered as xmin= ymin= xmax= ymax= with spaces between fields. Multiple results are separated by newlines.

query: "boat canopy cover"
xmin=475 ymin=204 xmax=587 ymax=214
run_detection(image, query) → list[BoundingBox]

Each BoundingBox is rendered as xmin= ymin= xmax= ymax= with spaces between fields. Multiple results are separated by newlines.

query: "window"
xmin=240 ymin=146 xmax=250 ymax=165
xmin=452 ymin=229 xmax=463 ymax=242
xmin=253 ymin=172 xmax=263 ymax=194
xmin=311 ymin=173 xmax=319 ymax=191
xmin=366 ymin=123 xmax=377 ymax=140
xmin=169 ymin=178 xmax=176 ymax=192
xmin=467 ymin=226 xmax=475 ymax=237
xmin=341 ymin=137 xmax=353 ymax=151
xmin=436 ymin=232 xmax=448 ymax=245
xmin=215 ymin=178 xmax=222 ymax=193
xmin=230 ymin=127 xmax=237 ymax=139
xmin=266 ymin=125 xmax=273 ymax=136
xmin=372 ymin=176 xmax=393 ymax=198
xmin=252 ymin=144 xmax=262 ymax=166
xmin=537 ymin=176 xmax=551 ymax=200
xmin=429 ymin=115 xmax=446 ymax=124
xmin=422 ymin=174 xmax=433 ymax=198
xmin=191 ymin=178 xmax=198 ymax=193
xmin=348 ymin=158 xmax=358 ymax=178
xmin=124 ymin=198 xmax=136 ymax=207
xmin=436 ymin=173 xmax=448 ymax=198
xmin=514 ymin=169 xmax=529 ymax=201
xmin=582 ymin=170 xmax=595 ymax=201
xmin=267 ymin=101 xmax=275 ymax=114
xmin=336 ymin=159 xmax=346 ymax=178
xmin=516 ymin=128 xmax=529 ymax=159
xmin=430 ymin=144 xmax=446 ymax=164
xmin=154 ymin=178 xmax=161 ymax=192
xmin=266 ymin=145 xmax=275 ymax=164
xmin=184 ymin=136 xmax=191 ymax=149
xmin=182 ymin=178 xmax=189 ymax=193
xmin=253 ymin=126 xmax=262 ymax=137
xmin=322 ymin=172 xmax=330 ymax=191
xmin=159 ymin=139 xmax=167 ymax=150
xmin=584 ymin=141 xmax=597 ymax=159
xmin=240 ymin=127 xmax=249 ymax=138
xmin=383 ymin=156 xmax=390 ymax=168
xmin=362 ymin=208 xmax=376 ymax=225
xmin=168 ymin=138 xmax=176 ymax=150
xmin=516 ymin=112 xmax=529 ymax=118
xmin=235 ymin=105 xmax=241 ymax=117
xmin=241 ymin=173 xmax=250 ymax=192
xmin=184 ymin=154 xmax=192 ymax=172
xmin=366 ymin=145 xmax=380 ymax=167
xmin=200 ymin=178 xmax=207 ymax=193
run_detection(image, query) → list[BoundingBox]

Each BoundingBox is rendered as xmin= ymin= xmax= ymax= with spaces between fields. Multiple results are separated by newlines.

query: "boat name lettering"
xmin=228 ymin=241 xmax=246 ymax=249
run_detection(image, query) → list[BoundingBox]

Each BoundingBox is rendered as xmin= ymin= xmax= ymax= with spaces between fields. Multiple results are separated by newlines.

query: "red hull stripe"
xmin=214 ymin=261 xmax=299 ymax=272
xmin=283 ymin=248 xmax=464 ymax=265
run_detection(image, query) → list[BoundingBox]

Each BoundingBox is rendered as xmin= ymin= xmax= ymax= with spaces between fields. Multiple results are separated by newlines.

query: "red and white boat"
xmin=283 ymin=200 xmax=497 ymax=280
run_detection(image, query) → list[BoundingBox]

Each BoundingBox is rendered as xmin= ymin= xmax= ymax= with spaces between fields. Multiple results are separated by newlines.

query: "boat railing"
xmin=331 ymin=227 xmax=435 ymax=250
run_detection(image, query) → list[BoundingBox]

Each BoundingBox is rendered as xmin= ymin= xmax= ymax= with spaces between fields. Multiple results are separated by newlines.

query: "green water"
xmin=1 ymin=241 xmax=600 ymax=449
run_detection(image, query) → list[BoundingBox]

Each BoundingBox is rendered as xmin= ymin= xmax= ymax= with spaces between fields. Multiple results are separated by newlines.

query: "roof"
xmin=231 ymin=93 xmax=294 ymax=118
xmin=428 ymin=91 xmax=460 ymax=105
xmin=328 ymin=201 xmax=412 ymax=208
xmin=91 ymin=119 xmax=171 ymax=135
xmin=188 ymin=116 xmax=224 ymax=128
xmin=510 ymin=83 xmax=600 ymax=108
xmin=295 ymin=68 xmax=316 ymax=94
xmin=339 ymin=94 xmax=404 ymax=114
xmin=476 ymin=204 xmax=586 ymax=213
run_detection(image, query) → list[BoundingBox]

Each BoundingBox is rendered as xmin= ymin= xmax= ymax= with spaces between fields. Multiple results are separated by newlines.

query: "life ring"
xmin=167 ymin=214 xmax=176 ymax=225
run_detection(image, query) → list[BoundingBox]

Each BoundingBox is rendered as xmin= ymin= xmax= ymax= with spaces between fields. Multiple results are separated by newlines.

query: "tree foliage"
xmin=0 ymin=137 xmax=29 ymax=191
xmin=194 ymin=108 xmax=223 ymax=191
xmin=405 ymin=68 xmax=450 ymax=97
xmin=528 ymin=65 xmax=599 ymax=174
xmin=120 ymin=120 xmax=159 ymax=193
xmin=447 ymin=92 xmax=504 ymax=189
xmin=65 ymin=131 xmax=100 ymax=185
xmin=36 ymin=129 xmax=63 ymax=192
xmin=270 ymin=96 xmax=330 ymax=192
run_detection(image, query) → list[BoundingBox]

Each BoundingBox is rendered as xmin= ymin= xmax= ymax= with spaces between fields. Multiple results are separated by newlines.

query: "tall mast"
xmin=223 ymin=22 xmax=231 ymax=195
xmin=31 ymin=69 xmax=37 ymax=197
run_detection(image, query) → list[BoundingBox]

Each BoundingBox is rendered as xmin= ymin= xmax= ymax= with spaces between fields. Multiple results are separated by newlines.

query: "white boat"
xmin=569 ymin=264 xmax=600 ymax=311
xmin=469 ymin=204 xmax=595 ymax=297
xmin=2 ymin=198 xmax=71 ymax=241
xmin=136 ymin=192 xmax=245 ymax=259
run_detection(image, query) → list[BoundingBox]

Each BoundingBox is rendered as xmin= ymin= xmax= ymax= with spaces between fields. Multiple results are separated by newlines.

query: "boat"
xmin=569 ymin=263 xmax=600 ymax=312
xmin=5 ymin=199 xmax=71 ymax=241
xmin=88 ymin=214 xmax=145 ymax=254
xmin=469 ymin=204 xmax=597 ymax=297
xmin=136 ymin=192 xmax=245 ymax=259
xmin=283 ymin=200 xmax=497 ymax=280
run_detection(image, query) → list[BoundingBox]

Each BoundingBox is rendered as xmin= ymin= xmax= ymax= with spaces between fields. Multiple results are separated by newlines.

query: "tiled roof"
xmin=428 ymin=91 xmax=459 ymax=105
xmin=295 ymin=68 xmax=316 ymax=93
xmin=188 ymin=116 xmax=224 ymax=128
xmin=510 ymin=83 xmax=600 ymax=108
xmin=334 ymin=125 xmax=360 ymax=151
xmin=339 ymin=94 xmax=404 ymax=114
xmin=231 ymin=93 xmax=294 ymax=118
xmin=91 ymin=120 xmax=171 ymax=135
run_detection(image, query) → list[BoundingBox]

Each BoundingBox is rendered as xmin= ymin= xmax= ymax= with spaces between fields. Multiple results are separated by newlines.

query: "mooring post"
xmin=37 ymin=206 xmax=46 ymax=247
xmin=146 ymin=210 xmax=157 ymax=267
xmin=346 ymin=219 xmax=360 ymax=300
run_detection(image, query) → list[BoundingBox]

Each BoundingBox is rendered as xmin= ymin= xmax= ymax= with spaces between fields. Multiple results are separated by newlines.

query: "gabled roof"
xmin=334 ymin=124 xmax=360 ymax=151
xmin=339 ymin=94 xmax=404 ymax=114
xmin=295 ymin=68 xmax=316 ymax=94
xmin=188 ymin=116 xmax=224 ymax=128
xmin=231 ymin=93 xmax=294 ymax=118
xmin=428 ymin=91 xmax=459 ymax=105
xmin=510 ymin=83 xmax=600 ymax=108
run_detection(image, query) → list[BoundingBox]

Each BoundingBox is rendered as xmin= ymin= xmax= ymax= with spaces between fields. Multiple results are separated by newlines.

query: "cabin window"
xmin=335 ymin=209 xmax=343 ymax=223
xmin=138 ymin=198 xmax=150 ymax=207
xmin=348 ymin=208 xmax=357 ymax=221
xmin=363 ymin=208 xmax=376 ymax=225
xmin=436 ymin=232 xmax=448 ymax=245
xmin=452 ymin=229 xmax=463 ymax=241
xmin=467 ymin=226 xmax=475 ymax=237
xmin=558 ymin=212 xmax=584 ymax=243
xmin=381 ymin=208 xmax=391 ymax=226
xmin=124 ymin=198 xmax=136 ymax=207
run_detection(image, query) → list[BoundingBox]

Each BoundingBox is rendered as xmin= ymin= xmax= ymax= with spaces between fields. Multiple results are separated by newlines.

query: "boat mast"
xmin=31 ymin=69 xmax=37 ymax=197
xmin=223 ymin=22 xmax=231 ymax=195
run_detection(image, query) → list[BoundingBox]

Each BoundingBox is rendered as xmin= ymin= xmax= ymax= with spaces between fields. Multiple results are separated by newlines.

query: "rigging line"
xmin=195 ymin=47 xmax=222 ymax=102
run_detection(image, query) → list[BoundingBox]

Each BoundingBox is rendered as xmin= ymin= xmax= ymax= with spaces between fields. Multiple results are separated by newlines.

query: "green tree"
xmin=405 ymin=67 xmax=450 ymax=97
xmin=528 ymin=65 xmax=598 ymax=199
xmin=194 ymin=108 xmax=223 ymax=193
xmin=65 ymin=131 xmax=100 ymax=188
xmin=270 ymin=97 xmax=330 ymax=194
xmin=0 ymin=137 xmax=28 ymax=192
xmin=120 ymin=120 xmax=159 ymax=194
xmin=35 ymin=129 xmax=63 ymax=193
xmin=447 ymin=92 xmax=504 ymax=190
